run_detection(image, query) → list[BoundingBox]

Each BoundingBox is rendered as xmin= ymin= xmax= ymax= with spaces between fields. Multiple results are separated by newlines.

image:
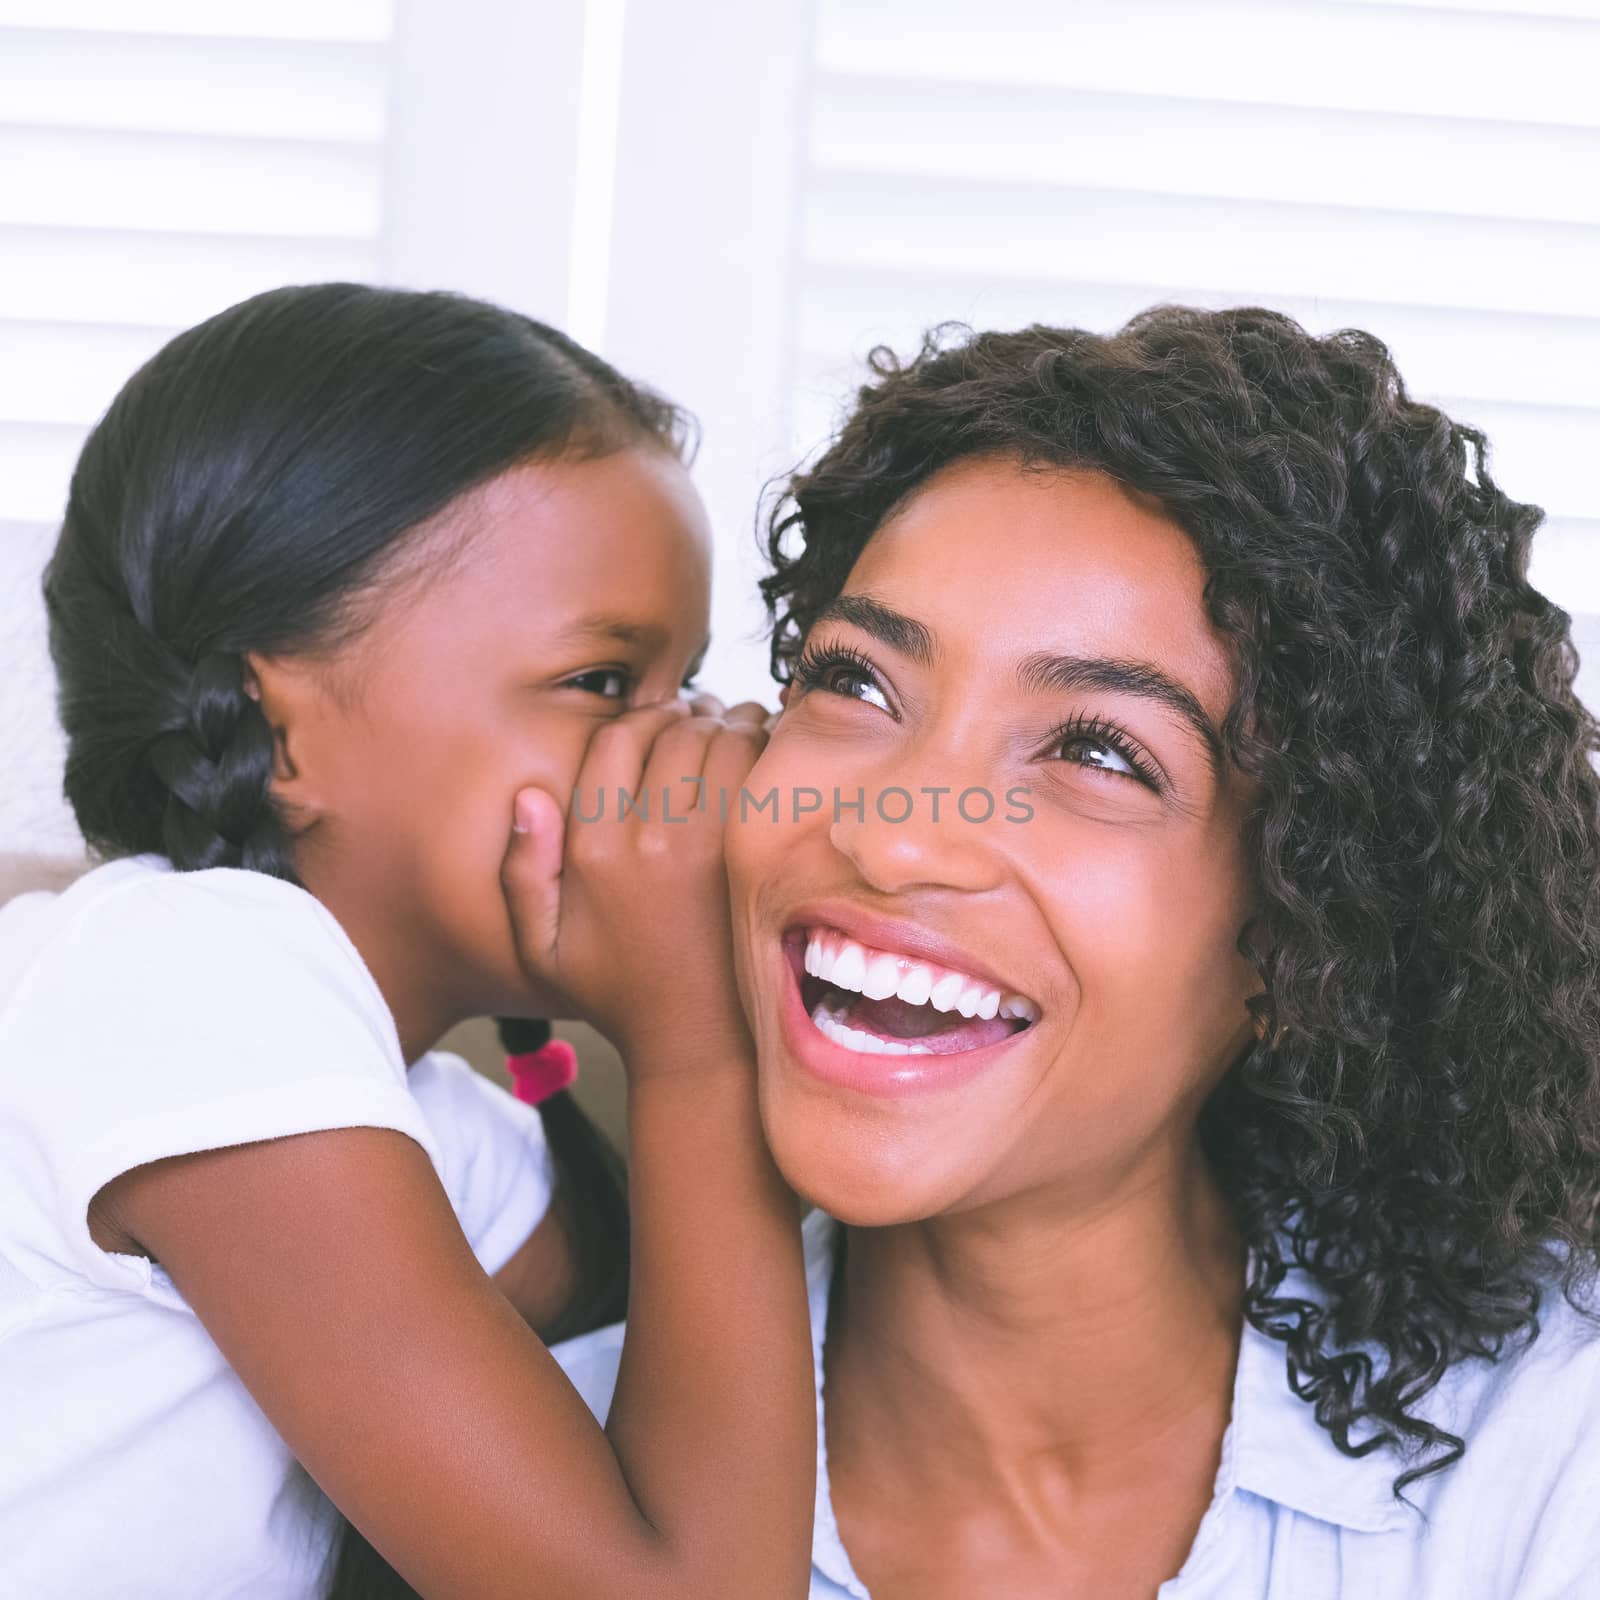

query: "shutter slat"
xmin=1432 ymin=401 xmax=1600 ymax=524
xmin=816 ymin=0 xmax=1600 ymax=128
xmin=0 ymin=322 xmax=178 ymax=426
xmin=805 ymin=173 xmax=1600 ymax=322
xmin=0 ymin=28 xmax=387 ymax=141
xmin=799 ymin=271 xmax=1600 ymax=411
xmin=812 ymin=76 xmax=1600 ymax=228
xmin=1336 ymin=1 xmax=1600 ymax=20
xmin=0 ymin=1 xmax=392 ymax=43
xmin=0 ymin=127 xmax=382 ymax=238
xmin=0 ymin=225 xmax=377 ymax=325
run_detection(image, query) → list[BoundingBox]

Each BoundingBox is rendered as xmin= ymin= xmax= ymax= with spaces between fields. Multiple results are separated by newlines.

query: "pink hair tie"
xmin=506 ymin=1037 xmax=579 ymax=1106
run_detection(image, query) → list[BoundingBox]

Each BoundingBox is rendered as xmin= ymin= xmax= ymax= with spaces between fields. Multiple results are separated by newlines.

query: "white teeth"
xmin=801 ymin=927 xmax=1037 ymax=1027
xmin=833 ymin=943 xmax=868 ymax=994
xmin=811 ymin=1000 xmax=932 ymax=1056
xmin=896 ymin=964 xmax=934 ymax=1007
xmin=861 ymin=953 xmax=901 ymax=1001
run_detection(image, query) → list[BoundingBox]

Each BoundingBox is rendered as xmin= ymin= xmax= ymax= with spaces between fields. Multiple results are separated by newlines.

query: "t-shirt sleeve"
xmin=405 ymin=1051 xmax=557 ymax=1279
xmin=0 ymin=868 xmax=439 ymax=1289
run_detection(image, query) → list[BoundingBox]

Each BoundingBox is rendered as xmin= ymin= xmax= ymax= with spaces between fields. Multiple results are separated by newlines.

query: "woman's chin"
xmin=760 ymin=1080 xmax=980 ymax=1228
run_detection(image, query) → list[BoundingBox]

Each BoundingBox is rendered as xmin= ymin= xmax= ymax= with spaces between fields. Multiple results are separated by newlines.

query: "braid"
xmin=147 ymin=653 xmax=296 ymax=880
xmin=48 ymin=545 xmax=298 ymax=881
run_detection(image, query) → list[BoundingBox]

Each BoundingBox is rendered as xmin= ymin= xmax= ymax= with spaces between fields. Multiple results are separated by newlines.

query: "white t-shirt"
xmin=0 ymin=855 xmax=558 ymax=1598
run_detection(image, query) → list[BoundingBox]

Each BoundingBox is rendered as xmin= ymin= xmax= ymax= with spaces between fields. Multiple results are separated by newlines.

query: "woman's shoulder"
xmin=1390 ymin=1279 xmax=1600 ymax=1592
xmin=1440 ymin=1273 xmax=1600 ymax=1442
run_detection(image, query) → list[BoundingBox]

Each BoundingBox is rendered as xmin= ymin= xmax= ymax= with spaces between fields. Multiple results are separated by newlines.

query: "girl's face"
xmin=256 ymin=446 xmax=712 ymax=1035
xmin=727 ymin=457 xmax=1261 ymax=1224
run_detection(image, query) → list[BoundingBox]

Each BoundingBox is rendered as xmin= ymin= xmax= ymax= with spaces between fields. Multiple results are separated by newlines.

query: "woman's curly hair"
xmin=760 ymin=305 xmax=1600 ymax=1495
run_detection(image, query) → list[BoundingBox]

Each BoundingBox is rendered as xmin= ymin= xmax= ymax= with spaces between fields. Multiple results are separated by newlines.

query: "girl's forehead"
xmin=394 ymin=451 xmax=711 ymax=620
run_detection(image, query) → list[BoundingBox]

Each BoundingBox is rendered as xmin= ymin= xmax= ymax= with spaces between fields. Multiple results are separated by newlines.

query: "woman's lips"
xmin=774 ymin=926 xmax=1038 ymax=1097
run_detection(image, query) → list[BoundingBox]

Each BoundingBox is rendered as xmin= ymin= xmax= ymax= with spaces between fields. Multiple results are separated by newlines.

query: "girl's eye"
xmin=1050 ymin=719 xmax=1161 ymax=789
xmin=565 ymin=667 xmax=630 ymax=699
xmin=791 ymin=645 xmax=892 ymax=714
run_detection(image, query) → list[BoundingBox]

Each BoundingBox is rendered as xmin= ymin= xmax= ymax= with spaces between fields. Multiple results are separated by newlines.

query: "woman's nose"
xmin=826 ymin=757 xmax=1009 ymax=897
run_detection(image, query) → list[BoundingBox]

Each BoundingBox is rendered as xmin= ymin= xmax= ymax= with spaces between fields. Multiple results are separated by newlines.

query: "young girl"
xmin=0 ymin=284 xmax=815 ymax=1598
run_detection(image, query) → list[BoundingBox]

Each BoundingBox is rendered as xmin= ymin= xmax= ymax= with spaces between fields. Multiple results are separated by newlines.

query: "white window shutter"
xmin=793 ymin=0 xmax=1600 ymax=656
xmin=0 ymin=3 xmax=396 ymax=849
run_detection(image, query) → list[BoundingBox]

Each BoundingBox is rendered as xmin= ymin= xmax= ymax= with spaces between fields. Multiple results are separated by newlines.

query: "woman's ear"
xmin=243 ymin=651 xmax=325 ymax=821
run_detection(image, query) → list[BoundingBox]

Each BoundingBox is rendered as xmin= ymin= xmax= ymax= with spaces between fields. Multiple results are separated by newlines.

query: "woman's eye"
xmin=793 ymin=646 xmax=894 ymax=714
xmin=566 ymin=668 xmax=630 ymax=699
xmin=1060 ymin=736 xmax=1132 ymax=775
xmin=1050 ymin=726 xmax=1156 ymax=788
xmin=826 ymin=667 xmax=891 ymax=712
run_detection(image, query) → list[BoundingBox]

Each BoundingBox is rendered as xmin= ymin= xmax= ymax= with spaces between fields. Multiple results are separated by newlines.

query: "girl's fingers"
xmin=685 ymin=690 xmax=726 ymax=719
xmin=641 ymin=712 xmax=723 ymax=784
xmin=703 ymin=720 xmax=769 ymax=814
xmin=500 ymin=787 xmax=565 ymax=965
xmin=720 ymin=700 xmax=774 ymax=729
xmin=571 ymin=701 xmax=691 ymax=807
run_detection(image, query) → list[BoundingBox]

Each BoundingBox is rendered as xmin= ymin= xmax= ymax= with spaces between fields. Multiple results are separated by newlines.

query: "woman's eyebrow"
xmin=1017 ymin=652 xmax=1223 ymax=771
xmin=809 ymin=593 xmax=936 ymax=665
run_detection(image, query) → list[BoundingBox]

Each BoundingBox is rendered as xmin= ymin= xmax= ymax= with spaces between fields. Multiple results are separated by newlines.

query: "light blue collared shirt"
xmin=555 ymin=1212 xmax=1600 ymax=1598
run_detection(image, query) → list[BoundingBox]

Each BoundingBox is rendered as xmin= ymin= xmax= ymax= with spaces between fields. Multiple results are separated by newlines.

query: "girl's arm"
xmin=96 ymin=701 xmax=815 ymax=1600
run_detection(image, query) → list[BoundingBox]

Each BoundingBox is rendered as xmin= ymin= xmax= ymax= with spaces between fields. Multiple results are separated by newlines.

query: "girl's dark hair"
xmin=761 ymin=307 xmax=1600 ymax=1499
xmin=43 ymin=283 xmax=666 ymax=1597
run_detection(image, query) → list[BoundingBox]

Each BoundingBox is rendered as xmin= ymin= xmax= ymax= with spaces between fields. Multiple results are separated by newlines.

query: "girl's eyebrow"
xmin=555 ymin=614 xmax=669 ymax=649
xmin=1017 ymin=652 xmax=1223 ymax=772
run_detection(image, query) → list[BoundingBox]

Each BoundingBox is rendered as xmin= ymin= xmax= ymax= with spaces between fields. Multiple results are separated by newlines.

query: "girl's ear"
xmin=243 ymin=651 xmax=326 ymax=821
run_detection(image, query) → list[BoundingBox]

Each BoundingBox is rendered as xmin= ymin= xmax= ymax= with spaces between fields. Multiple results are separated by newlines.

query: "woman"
xmin=559 ymin=306 xmax=1600 ymax=1597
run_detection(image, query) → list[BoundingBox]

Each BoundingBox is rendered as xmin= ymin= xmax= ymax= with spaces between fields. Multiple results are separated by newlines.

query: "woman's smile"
xmin=774 ymin=909 xmax=1043 ymax=1095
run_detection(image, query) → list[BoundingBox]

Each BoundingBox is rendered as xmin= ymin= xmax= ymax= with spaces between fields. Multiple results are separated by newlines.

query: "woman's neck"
xmin=822 ymin=1137 xmax=1243 ymax=1584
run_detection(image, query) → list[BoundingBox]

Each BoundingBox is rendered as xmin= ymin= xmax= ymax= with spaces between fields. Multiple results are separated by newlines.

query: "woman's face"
xmin=727 ymin=457 xmax=1261 ymax=1225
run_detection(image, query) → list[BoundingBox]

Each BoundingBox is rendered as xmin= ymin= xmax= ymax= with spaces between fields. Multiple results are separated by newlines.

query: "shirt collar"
xmin=800 ymin=1210 xmax=1410 ymax=1593
xmin=1228 ymin=1288 xmax=1412 ymax=1533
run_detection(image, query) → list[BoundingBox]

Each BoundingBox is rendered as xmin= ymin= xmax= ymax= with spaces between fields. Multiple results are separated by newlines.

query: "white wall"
xmin=4 ymin=0 xmax=1599 ymax=855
